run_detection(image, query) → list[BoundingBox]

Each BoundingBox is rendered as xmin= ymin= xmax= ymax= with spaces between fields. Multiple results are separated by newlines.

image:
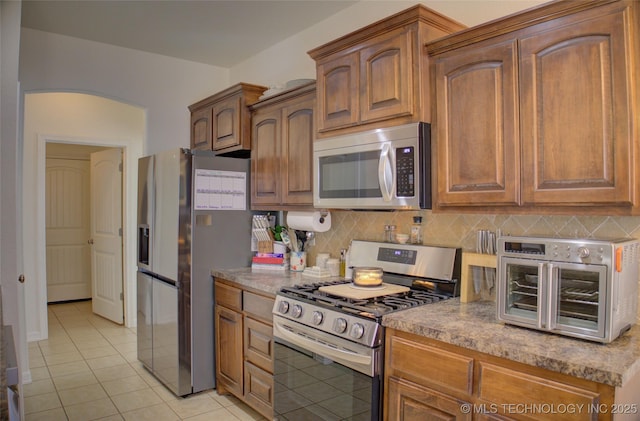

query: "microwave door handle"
xmin=537 ymin=263 xmax=547 ymax=329
xmin=547 ymin=264 xmax=559 ymax=331
xmin=378 ymin=144 xmax=394 ymax=202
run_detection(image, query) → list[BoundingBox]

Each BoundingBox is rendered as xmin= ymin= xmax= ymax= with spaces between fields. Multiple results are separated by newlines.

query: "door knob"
xmin=18 ymin=274 xmax=25 ymax=283
xmin=88 ymin=239 xmax=94 ymax=245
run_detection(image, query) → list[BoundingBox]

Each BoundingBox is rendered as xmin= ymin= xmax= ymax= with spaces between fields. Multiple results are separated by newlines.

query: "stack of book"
xmin=251 ymin=252 xmax=289 ymax=271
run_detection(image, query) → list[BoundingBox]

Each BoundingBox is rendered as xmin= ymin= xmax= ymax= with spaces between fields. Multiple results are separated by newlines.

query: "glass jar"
xmin=410 ymin=216 xmax=423 ymax=244
xmin=353 ymin=267 xmax=383 ymax=287
xmin=384 ymin=224 xmax=397 ymax=243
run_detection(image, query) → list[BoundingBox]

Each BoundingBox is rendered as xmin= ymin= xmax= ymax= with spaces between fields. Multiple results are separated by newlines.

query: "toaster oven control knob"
xmin=277 ymin=301 xmax=290 ymax=314
xmin=350 ymin=323 xmax=365 ymax=339
xmin=578 ymin=246 xmax=590 ymax=258
xmin=291 ymin=304 xmax=303 ymax=319
xmin=312 ymin=311 xmax=324 ymax=325
xmin=334 ymin=318 xmax=348 ymax=333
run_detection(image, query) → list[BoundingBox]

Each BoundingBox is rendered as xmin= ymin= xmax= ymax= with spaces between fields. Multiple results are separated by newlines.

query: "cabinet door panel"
xmin=190 ymin=107 xmax=212 ymax=151
xmin=387 ymin=376 xmax=472 ymax=421
xmin=244 ymin=362 xmax=274 ymax=419
xmin=317 ymin=54 xmax=359 ymax=131
xmin=211 ymin=96 xmax=241 ymax=151
xmin=520 ymin=10 xmax=633 ymax=206
xmin=251 ymin=110 xmax=281 ymax=205
xmin=435 ymin=40 xmax=519 ymax=207
xmin=244 ymin=316 xmax=273 ymax=373
xmin=360 ymin=30 xmax=413 ymax=124
xmin=215 ymin=305 xmax=243 ymax=396
xmin=282 ymin=98 xmax=315 ymax=204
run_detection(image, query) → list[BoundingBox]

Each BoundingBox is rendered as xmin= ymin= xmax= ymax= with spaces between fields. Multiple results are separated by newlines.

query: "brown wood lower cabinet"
xmin=384 ymin=328 xmax=615 ymax=421
xmin=214 ymin=279 xmax=275 ymax=419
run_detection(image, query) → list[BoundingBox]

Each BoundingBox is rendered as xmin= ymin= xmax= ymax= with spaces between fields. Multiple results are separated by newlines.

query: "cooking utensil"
xmin=473 ymin=230 xmax=485 ymax=293
xmin=288 ymin=228 xmax=299 ymax=252
xmin=280 ymin=229 xmax=292 ymax=250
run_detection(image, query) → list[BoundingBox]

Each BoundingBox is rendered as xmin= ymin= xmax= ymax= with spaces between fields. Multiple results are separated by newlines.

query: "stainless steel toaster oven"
xmin=497 ymin=236 xmax=640 ymax=343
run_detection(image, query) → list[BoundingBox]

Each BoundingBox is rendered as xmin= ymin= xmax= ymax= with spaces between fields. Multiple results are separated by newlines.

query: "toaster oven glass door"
xmin=499 ymin=258 xmax=607 ymax=338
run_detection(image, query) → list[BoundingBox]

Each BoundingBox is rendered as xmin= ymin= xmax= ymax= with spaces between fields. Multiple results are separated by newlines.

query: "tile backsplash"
xmin=310 ymin=210 xmax=640 ymax=321
xmin=312 ymin=210 xmax=640 ymax=258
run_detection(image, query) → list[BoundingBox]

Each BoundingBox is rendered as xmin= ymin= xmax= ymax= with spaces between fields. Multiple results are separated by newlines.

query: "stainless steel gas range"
xmin=272 ymin=240 xmax=461 ymax=421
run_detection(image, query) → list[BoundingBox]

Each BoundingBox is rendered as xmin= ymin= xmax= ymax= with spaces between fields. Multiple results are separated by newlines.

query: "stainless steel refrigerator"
xmin=137 ymin=148 xmax=252 ymax=396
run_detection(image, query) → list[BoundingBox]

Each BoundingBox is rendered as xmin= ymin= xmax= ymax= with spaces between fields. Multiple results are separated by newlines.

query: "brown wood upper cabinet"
xmin=429 ymin=0 xmax=639 ymax=213
xmin=250 ymin=82 xmax=315 ymax=210
xmin=189 ymin=83 xmax=267 ymax=155
xmin=308 ymin=5 xmax=466 ymax=138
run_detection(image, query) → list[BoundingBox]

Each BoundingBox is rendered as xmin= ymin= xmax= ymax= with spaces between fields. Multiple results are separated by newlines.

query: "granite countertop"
xmin=211 ymin=267 xmax=342 ymax=295
xmin=382 ymin=298 xmax=640 ymax=388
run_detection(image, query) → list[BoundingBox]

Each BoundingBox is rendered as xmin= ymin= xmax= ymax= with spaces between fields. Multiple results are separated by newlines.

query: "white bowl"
xmin=395 ymin=234 xmax=409 ymax=244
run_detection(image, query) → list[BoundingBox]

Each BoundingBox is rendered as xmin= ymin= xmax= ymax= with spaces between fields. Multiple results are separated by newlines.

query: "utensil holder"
xmin=290 ymin=251 xmax=306 ymax=272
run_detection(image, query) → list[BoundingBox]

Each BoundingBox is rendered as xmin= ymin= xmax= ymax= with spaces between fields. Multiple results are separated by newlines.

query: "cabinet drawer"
xmin=244 ymin=316 xmax=274 ymax=373
xmin=215 ymin=282 xmax=242 ymax=311
xmin=243 ymin=291 xmax=274 ymax=322
xmin=387 ymin=335 xmax=473 ymax=397
xmin=244 ymin=361 xmax=274 ymax=419
xmin=386 ymin=376 xmax=472 ymax=421
xmin=478 ymin=362 xmax=600 ymax=421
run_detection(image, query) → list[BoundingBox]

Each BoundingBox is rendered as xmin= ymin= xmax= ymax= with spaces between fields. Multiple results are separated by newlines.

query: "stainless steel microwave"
xmin=497 ymin=236 xmax=640 ymax=343
xmin=313 ymin=122 xmax=431 ymax=210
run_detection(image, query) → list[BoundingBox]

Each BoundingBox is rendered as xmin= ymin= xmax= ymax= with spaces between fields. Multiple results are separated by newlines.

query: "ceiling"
xmin=20 ymin=0 xmax=358 ymax=68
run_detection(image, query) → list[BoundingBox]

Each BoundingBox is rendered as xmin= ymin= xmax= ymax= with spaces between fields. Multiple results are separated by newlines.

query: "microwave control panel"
xmin=396 ymin=146 xmax=415 ymax=197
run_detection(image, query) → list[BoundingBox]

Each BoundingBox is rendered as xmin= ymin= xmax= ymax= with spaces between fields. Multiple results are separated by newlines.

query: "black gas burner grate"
xmin=279 ymin=279 xmax=449 ymax=319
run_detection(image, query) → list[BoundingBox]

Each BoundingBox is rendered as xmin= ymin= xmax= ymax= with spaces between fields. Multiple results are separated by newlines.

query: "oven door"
xmin=498 ymin=257 xmax=608 ymax=340
xmin=547 ymin=261 xmax=608 ymax=340
xmin=273 ymin=315 xmax=382 ymax=421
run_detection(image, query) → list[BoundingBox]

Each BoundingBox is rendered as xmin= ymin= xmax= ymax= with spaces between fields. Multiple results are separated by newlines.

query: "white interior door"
xmin=90 ymin=148 xmax=124 ymax=324
xmin=45 ymin=158 xmax=92 ymax=302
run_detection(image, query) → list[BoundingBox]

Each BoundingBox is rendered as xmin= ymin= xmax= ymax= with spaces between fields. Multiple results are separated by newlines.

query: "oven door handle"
xmin=274 ymin=322 xmax=372 ymax=368
xmin=378 ymin=143 xmax=394 ymax=202
xmin=547 ymin=264 xmax=559 ymax=331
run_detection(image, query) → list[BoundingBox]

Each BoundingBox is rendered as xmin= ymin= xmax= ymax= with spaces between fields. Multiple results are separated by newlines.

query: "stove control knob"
xmin=277 ymin=301 xmax=290 ymax=314
xmin=334 ymin=318 xmax=348 ymax=334
xmin=291 ymin=304 xmax=303 ymax=319
xmin=350 ymin=323 xmax=365 ymax=339
xmin=312 ymin=311 xmax=324 ymax=325
xmin=578 ymin=246 xmax=590 ymax=258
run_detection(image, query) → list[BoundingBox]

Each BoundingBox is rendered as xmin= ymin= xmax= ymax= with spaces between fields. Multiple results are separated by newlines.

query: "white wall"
xmin=22 ymin=93 xmax=145 ymax=344
xmin=230 ymin=0 xmax=546 ymax=86
xmin=18 ymin=28 xmax=232 ymax=346
xmin=1 ymin=0 xmax=28 ymax=413
xmin=19 ymin=28 xmax=231 ymax=155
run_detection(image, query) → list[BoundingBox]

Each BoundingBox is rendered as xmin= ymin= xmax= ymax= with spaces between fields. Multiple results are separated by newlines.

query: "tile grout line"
xmin=28 ymin=301 xmax=257 ymax=421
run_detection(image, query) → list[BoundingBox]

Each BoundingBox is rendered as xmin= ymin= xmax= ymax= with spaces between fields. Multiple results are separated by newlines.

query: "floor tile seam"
xmin=108 ymin=385 xmax=167 ymax=416
xmin=119 ymin=401 xmax=182 ymax=420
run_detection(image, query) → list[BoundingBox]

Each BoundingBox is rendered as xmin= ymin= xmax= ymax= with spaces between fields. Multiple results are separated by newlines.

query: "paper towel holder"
xmin=318 ymin=210 xmax=329 ymax=224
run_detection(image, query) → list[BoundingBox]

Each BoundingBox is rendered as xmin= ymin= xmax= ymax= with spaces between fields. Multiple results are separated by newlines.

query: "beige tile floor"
xmin=25 ymin=300 xmax=268 ymax=421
